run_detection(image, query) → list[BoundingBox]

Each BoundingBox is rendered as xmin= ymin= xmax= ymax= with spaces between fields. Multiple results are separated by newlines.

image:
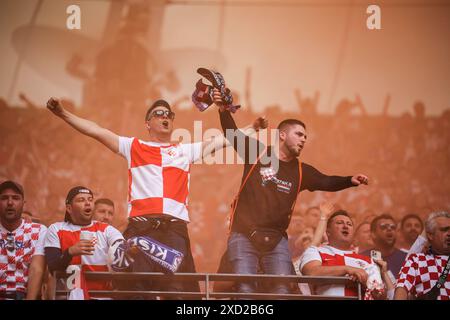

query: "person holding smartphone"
xmin=360 ymin=214 xmax=407 ymax=284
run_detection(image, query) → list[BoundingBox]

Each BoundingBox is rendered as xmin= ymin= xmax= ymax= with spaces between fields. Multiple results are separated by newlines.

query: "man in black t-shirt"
xmin=218 ymin=104 xmax=369 ymax=296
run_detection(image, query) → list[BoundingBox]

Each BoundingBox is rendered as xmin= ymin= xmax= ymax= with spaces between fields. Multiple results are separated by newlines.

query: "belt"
xmin=129 ymin=215 xmax=183 ymax=223
xmin=129 ymin=215 xmax=186 ymax=231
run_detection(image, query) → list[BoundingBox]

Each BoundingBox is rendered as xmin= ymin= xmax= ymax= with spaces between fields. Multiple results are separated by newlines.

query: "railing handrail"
xmin=55 ymin=271 xmax=362 ymax=300
xmin=57 ymin=271 xmax=355 ymax=284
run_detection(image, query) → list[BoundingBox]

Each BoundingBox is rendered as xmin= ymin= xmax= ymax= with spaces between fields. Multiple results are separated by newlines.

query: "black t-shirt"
xmin=220 ymin=110 xmax=354 ymax=235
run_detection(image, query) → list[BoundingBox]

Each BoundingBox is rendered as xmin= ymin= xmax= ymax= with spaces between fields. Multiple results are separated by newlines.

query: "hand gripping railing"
xmin=55 ymin=269 xmax=362 ymax=300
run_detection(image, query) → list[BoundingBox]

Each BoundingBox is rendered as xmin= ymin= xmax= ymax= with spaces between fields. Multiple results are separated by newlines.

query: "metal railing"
xmin=55 ymin=270 xmax=362 ymax=300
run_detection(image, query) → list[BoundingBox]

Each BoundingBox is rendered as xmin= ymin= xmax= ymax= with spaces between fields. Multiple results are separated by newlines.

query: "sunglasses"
xmin=6 ymin=233 xmax=15 ymax=252
xmin=148 ymin=109 xmax=175 ymax=120
xmin=379 ymin=223 xmax=397 ymax=231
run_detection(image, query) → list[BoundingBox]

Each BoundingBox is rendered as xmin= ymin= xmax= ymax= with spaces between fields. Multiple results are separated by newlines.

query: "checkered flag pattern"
xmin=396 ymin=253 xmax=450 ymax=300
xmin=0 ymin=221 xmax=46 ymax=294
xmin=119 ymin=137 xmax=202 ymax=221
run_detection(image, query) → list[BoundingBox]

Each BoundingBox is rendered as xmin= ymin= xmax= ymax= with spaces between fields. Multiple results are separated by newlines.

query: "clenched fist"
xmin=46 ymin=97 xmax=64 ymax=116
xmin=351 ymin=174 xmax=369 ymax=186
xmin=252 ymin=116 xmax=268 ymax=132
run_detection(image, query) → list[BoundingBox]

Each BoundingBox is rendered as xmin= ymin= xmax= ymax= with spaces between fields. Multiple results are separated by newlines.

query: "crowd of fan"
xmin=1 ymin=97 xmax=449 ymax=271
xmin=0 ymin=96 xmax=449 ymax=299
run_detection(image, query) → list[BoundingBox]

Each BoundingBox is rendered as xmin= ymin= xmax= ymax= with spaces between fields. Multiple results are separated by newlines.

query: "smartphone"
xmin=370 ymin=250 xmax=382 ymax=261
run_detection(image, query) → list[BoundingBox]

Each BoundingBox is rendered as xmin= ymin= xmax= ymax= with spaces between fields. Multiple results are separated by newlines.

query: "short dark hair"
xmin=95 ymin=198 xmax=115 ymax=208
xmin=370 ymin=214 xmax=396 ymax=232
xmin=64 ymin=186 xmax=93 ymax=222
xmin=65 ymin=186 xmax=93 ymax=205
xmin=145 ymin=99 xmax=172 ymax=121
xmin=400 ymin=214 xmax=423 ymax=230
xmin=277 ymin=119 xmax=306 ymax=131
xmin=327 ymin=210 xmax=352 ymax=229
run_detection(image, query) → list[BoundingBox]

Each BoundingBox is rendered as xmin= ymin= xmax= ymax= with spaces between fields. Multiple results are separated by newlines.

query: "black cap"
xmin=145 ymin=99 xmax=172 ymax=121
xmin=0 ymin=180 xmax=24 ymax=197
xmin=65 ymin=186 xmax=93 ymax=205
xmin=64 ymin=186 xmax=93 ymax=222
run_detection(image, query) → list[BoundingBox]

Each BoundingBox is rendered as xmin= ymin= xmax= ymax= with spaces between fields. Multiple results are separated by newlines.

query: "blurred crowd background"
xmin=1 ymin=93 xmax=449 ymax=271
xmin=1 ymin=0 xmax=449 ymax=272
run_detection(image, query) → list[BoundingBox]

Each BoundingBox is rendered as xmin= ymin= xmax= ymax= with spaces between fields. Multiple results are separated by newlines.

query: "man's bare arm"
xmin=201 ymin=116 xmax=268 ymax=158
xmin=25 ymin=255 xmax=46 ymax=300
xmin=302 ymin=260 xmax=368 ymax=284
xmin=47 ymin=97 xmax=119 ymax=153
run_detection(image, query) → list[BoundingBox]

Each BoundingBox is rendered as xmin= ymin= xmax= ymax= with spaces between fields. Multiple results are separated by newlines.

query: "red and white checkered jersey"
xmin=300 ymin=245 xmax=372 ymax=297
xmin=0 ymin=220 xmax=47 ymax=293
xmin=396 ymin=253 xmax=450 ymax=300
xmin=119 ymin=137 xmax=202 ymax=221
xmin=44 ymin=221 xmax=123 ymax=290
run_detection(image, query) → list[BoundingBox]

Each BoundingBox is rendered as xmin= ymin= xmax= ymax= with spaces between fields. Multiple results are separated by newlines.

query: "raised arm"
xmin=218 ymin=110 xmax=266 ymax=163
xmin=310 ymin=202 xmax=335 ymax=246
xmin=406 ymin=229 xmax=427 ymax=257
xmin=46 ymin=97 xmax=119 ymax=153
xmin=202 ymin=115 xmax=268 ymax=159
xmin=202 ymin=88 xmax=266 ymax=160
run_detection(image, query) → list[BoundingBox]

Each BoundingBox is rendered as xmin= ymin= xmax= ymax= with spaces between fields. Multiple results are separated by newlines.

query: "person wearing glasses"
xmin=0 ymin=180 xmax=47 ymax=300
xmin=360 ymin=214 xmax=407 ymax=284
xmin=46 ymin=94 xmax=264 ymax=298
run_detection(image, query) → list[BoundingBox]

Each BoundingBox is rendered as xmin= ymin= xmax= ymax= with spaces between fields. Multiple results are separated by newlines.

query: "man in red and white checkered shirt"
xmin=395 ymin=211 xmax=450 ymax=300
xmin=0 ymin=180 xmax=47 ymax=300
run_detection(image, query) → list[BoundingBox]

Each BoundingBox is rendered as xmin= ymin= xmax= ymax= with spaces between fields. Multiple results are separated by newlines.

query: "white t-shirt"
xmin=299 ymin=245 xmax=375 ymax=297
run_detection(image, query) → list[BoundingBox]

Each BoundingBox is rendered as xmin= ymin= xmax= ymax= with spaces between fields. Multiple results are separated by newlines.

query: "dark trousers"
xmin=0 ymin=291 xmax=26 ymax=300
xmin=119 ymin=217 xmax=200 ymax=299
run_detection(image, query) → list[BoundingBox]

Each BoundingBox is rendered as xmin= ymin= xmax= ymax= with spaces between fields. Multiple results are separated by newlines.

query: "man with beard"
xmin=0 ymin=180 xmax=47 ymax=300
xmin=353 ymin=221 xmax=374 ymax=253
xmin=399 ymin=214 xmax=424 ymax=253
xmin=92 ymin=198 xmax=115 ymax=225
xmin=219 ymin=107 xmax=369 ymax=296
xmin=361 ymin=214 xmax=407 ymax=283
xmin=395 ymin=211 xmax=450 ymax=300
xmin=44 ymin=186 xmax=124 ymax=299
